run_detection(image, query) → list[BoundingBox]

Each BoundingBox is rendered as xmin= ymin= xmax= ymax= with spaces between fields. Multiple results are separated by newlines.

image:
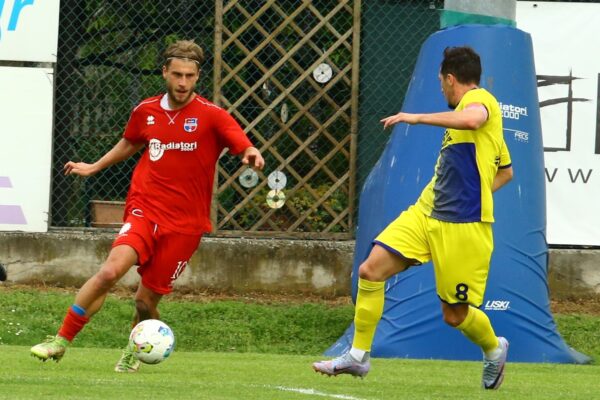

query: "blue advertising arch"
xmin=326 ymin=25 xmax=589 ymax=363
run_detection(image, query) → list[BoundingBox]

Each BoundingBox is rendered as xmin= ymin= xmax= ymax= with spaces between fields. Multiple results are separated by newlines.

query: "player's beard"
xmin=445 ymin=94 xmax=456 ymax=110
xmin=168 ymin=87 xmax=195 ymax=108
xmin=442 ymin=92 xmax=456 ymax=110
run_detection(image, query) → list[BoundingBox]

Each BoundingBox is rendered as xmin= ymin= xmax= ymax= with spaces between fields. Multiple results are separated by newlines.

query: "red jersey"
xmin=123 ymin=93 xmax=252 ymax=234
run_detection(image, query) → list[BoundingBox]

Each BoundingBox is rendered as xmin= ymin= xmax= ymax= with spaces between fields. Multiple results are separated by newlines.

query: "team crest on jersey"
xmin=183 ymin=118 xmax=198 ymax=132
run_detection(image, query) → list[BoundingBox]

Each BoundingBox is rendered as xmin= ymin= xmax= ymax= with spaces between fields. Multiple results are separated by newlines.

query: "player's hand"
xmin=63 ymin=161 xmax=99 ymax=177
xmin=380 ymin=112 xmax=421 ymax=129
xmin=241 ymin=147 xmax=265 ymax=170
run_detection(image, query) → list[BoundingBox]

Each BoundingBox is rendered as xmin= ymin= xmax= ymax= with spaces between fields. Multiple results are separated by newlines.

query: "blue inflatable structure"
xmin=326 ymin=25 xmax=589 ymax=363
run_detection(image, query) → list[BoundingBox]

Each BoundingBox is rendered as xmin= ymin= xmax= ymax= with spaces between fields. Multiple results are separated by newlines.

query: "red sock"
xmin=57 ymin=308 xmax=90 ymax=342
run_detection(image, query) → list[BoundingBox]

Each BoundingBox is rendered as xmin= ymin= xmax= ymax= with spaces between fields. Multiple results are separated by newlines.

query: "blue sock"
xmin=71 ymin=304 xmax=86 ymax=316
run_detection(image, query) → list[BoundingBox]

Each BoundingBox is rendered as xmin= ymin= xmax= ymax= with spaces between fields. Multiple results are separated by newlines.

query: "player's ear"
xmin=446 ymin=73 xmax=456 ymax=87
xmin=162 ymin=65 xmax=168 ymax=79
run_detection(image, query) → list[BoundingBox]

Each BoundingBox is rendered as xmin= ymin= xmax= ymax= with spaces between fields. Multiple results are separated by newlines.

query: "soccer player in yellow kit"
xmin=313 ymin=46 xmax=514 ymax=390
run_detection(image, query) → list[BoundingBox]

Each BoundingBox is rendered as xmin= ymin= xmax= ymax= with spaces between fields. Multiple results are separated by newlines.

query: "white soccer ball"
xmin=129 ymin=319 xmax=175 ymax=364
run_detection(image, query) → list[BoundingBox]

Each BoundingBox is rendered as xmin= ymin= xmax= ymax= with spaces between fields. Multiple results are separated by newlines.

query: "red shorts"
xmin=112 ymin=207 xmax=202 ymax=295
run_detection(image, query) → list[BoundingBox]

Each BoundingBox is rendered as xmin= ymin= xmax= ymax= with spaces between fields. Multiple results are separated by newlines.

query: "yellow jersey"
xmin=415 ymin=88 xmax=511 ymax=223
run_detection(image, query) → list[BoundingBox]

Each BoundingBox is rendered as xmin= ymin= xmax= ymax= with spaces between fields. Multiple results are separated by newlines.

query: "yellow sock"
xmin=456 ymin=306 xmax=499 ymax=353
xmin=352 ymin=278 xmax=385 ymax=351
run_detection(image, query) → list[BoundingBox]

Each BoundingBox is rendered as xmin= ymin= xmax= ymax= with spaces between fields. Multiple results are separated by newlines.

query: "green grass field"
xmin=1 ymin=287 xmax=600 ymax=399
xmin=2 ymin=345 xmax=600 ymax=400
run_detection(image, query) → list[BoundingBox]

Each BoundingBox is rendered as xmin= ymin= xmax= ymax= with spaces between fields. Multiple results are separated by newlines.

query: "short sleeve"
xmin=123 ymin=108 xmax=145 ymax=144
xmin=215 ymin=109 xmax=253 ymax=155
xmin=498 ymin=139 xmax=512 ymax=169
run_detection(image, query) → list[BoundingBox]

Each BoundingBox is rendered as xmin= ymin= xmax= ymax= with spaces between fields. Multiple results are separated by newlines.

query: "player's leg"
xmin=30 ymin=245 xmax=138 ymax=362
xmin=313 ymin=206 xmax=429 ymax=378
xmin=352 ymin=246 xmax=413 ymax=357
xmin=312 ymin=246 xmax=413 ymax=378
xmin=442 ymin=302 xmax=500 ymax=353
xmin=445 ymin=301 xmax=508 ymax=389
xmin=115 ymin=226 xmax=200 ymax=372
xmin=133 ymin=282 xmax=163 ymax=323
xmin=431 ymin=220 xmax=509 ymax=389
xmin=446 ymin=301 xmax=508 ymax=389
xmin=31 ymin=210 xmax=152 ymax=363
xmin=74 ymin=245 xmax=139 ymax=316
xmin=115 ymin=282 xmax=163 ymax=373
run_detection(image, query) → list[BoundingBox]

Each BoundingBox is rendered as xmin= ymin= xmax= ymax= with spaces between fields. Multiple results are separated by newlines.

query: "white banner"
xmin=0 ymin=0 xmax=60 ymax=62
xmin=517 ymin=2 xmax=600 ymax=246
xmin=0 ymin=67 xmax=54 ymax=232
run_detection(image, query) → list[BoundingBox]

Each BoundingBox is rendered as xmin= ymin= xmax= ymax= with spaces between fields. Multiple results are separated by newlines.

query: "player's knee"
xmin=358 ymin=260 xmax=380 ymax=281
xmin=94 ymin=267 xmax=121 ymax=289
xmin=96 ymin=254 xmax=133 ymax=288
xmin=443 ymin=313 xmax=462 ymax=327
xmin=442 ymin=307 xmax=467 ymax=327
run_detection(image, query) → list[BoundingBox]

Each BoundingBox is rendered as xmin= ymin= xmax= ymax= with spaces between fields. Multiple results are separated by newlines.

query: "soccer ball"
xmin=129 ymin=319 xmax=175 ymax=364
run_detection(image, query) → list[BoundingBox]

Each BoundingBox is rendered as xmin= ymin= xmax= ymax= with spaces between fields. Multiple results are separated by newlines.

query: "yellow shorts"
xmin=374 ymin=205 xmax=493 ymax=307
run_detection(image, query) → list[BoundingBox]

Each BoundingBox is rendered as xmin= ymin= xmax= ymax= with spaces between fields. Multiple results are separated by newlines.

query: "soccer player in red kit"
xmin=31 ymin=40 xmax=264 ymax=372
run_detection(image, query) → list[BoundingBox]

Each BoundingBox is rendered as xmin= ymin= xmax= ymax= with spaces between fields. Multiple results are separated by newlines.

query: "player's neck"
xmin=454 ymin=84 xmax=479 ymax=104
xmin=164 ymin=93 xmax=196 ymax=111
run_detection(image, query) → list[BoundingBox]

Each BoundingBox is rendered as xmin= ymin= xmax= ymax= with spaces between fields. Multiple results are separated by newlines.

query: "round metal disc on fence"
xmin=266 ymin=190 xmax=286 ymax=209
xmin=267 ymin=170 xmax=287 ymax=190
xmin=313 ymin=62 xmax=333 ymax=83
xmin=280 ymin=103 xmax=289 ymax=123
xmin=239 ymin=168 xmax=259 ymax=188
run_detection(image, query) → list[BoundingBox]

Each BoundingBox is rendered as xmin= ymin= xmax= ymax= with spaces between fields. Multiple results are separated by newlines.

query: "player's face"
xmin=163 ymin=58 xmax=200 ymax=108
xmin=439 ymin=72 xmax=457 ymax=109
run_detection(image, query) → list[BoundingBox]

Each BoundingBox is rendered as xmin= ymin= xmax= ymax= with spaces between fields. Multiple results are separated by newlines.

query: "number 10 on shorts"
xmin=170 ymin=261 xmax=188 ymax=282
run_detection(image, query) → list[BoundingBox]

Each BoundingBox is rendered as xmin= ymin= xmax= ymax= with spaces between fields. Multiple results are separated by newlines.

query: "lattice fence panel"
xmin=213 ymin=0 xmax=360 ymax=238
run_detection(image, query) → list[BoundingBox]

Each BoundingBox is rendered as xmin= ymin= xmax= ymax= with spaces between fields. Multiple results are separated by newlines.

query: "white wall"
xmin=518 ymin=1 xmax=600 ymax=246
xmin=0 ymin=1 xmax=60 ymax=232
xmin=0 ymin=67 xmax=54 ymax=232
xmin=0 ymin=0 xmax=60 ymax=62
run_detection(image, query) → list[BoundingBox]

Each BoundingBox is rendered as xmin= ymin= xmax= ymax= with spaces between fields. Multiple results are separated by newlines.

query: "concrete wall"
xmin=0 ymin=231 xmax=598 ymax=298
xmin=0 ymin=231 xmax=354 ymax=297
xmin=548 ymin=249 xmax=600 ymax=299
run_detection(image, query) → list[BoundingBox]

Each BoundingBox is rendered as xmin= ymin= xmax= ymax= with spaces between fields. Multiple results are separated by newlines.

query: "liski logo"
xmin=183 ymin=118 xmax=197 ymax=132
xmin=484 ymin=300 xmax=510 ymax=311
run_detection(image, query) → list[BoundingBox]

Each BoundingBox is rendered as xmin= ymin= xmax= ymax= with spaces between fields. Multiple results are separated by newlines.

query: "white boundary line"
xmin=266 ymin=385 xmax=371 ymax=400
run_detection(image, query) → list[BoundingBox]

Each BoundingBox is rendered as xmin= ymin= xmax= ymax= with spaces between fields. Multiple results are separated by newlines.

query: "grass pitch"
xmin=2 ymin=345 xmax=600 ymax=400
xmin=1 ymin=287 xmax=599 ymax=399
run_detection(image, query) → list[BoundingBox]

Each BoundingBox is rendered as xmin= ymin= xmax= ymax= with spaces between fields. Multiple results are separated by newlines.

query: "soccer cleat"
xmin=312 ymin=352 xmax=370 ymax=378
xmin=482 ymin=336 xmax=509 ymax=390
xmin=114 ymin=341 xmax=140 ymax=373
xmin=30 ymin=335 xmax=69 ymax=362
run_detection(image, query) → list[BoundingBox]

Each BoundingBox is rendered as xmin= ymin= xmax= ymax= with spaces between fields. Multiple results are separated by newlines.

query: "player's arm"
xmin=64 ymin=138 xmax=144 ymax=177
xmin=215 ymin=108 xmax=265 ymax=170
xmin=381 ymin=104 xmax=488 ymax=130
xmin=492 ymin=166 xmax=513 ymax=192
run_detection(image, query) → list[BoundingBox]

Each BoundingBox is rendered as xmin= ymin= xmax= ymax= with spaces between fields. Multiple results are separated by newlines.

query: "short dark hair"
xmin=440 ymin=46 xmax=481 ymax=85
xmin=163 ymin=40 xmax=204 ymax=69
